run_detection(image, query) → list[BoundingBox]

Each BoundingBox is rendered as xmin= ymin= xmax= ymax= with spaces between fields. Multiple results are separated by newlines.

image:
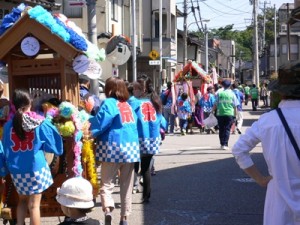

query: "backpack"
xmin=162 ymin=90 xmax=170 ymax=105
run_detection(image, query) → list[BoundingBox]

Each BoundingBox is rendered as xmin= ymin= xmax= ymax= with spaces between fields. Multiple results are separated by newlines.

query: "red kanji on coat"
xmin=117 ymin=102 xmax=135 ymax=123
xmin=11 ymin=129 xmax=34 ymax=152
xmin=141 ymin=102 xmax=156 ymax=122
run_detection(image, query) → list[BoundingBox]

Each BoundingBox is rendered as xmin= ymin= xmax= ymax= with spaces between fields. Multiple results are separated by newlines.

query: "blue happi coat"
xmin=0 ymin=119 xmax=63 ymax=195
xmin=89 ymin=98 xmax=140 ymax=163
xmin=130 ymin=98 xmax=167 ymax=155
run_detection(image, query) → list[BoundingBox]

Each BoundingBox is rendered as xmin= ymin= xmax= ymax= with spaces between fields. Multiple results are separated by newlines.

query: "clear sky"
xmin=176 ymin=0 xmax=295 ymax=31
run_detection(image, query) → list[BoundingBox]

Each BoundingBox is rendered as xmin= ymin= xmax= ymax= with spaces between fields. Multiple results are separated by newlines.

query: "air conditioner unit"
xmin=281 ymin=24 xmax=287 ymax=32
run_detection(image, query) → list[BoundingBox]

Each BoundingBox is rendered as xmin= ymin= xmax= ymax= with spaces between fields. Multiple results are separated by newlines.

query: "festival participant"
xmin=199 ymin=86 xmax=216 ymax=134
xmin=160 ymin=81 xmax=175 ymax=135
xmin=89 ymin=77 xmax=140 ymax=225
xmin=127 ymin=81 xmax=141 ymax=194
xmin=0 ymin=82 xmax=11 ymax=139
xmin=56 ymin=177 xmax=100 ymax=225
xmin=213 ymin=79 xmax=239 ymax=150
xmin=177 ymin=92 xmax=192 ymax=136
xmin=250 ymin=84 xmax=259 ymax=111
xmin=0 ymin=89 xmax=63 ymax=225
xmin=260 ymin=83 xmax=269 ymax=107
xmin=79 ymin=74 xmax=101 ymax=116
xmin=231 ymin=83 xmax=244 ymax=135
xmin=135 ymin=74 xmax=167 ymax=203
xmin=244 ymin=84 xmax=250 ymax=105
xmin=232 ymin=62 xmax=300 ymax=225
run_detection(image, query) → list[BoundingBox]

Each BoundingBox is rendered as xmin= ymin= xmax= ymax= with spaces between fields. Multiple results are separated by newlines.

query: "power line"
xmin=201 ymin=1 xmax=251 ymax=16
xmin=213 ymin=0 xmax=250 ymax=13
xmin=190 ymin=0 xmax=203 ymax=32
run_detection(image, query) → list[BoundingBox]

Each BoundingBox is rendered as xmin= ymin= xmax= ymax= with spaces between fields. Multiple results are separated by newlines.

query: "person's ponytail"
xmin=12 ymin=89 xmax=31 ymax=140
xmin=13 ymin=108 xmax=25 ymax=140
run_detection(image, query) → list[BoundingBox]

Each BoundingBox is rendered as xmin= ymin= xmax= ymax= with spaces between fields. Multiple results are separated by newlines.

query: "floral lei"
xmin=45 ymin=101 xmax=99 ymax=192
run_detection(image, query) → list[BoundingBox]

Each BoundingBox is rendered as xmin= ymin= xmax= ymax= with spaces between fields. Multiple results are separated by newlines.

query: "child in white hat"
xmin=56 ymin=177 xmax=100 ymax=225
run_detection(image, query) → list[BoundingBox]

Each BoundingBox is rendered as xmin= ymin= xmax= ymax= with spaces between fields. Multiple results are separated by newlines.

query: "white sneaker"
xmin=132 ymin=186 xmax=139 ymax=194
xmin=221 ymin=146 xmax=229 ymax=150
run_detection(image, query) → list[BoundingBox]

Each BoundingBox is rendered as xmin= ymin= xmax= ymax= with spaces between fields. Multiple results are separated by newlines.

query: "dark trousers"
xmin=140 ymin=154 xmax=153 ymax=200
xmin=251 ymin=98 xmax=258 ymax=111
xmin=217 ymin=116 xmax=234 ymax=146
xmin=244 ymin=94 xmax=249 ymax=105
xmin=179 ymin=118 xmax=188 ymax=131
xmin=262 ymin=96 xmax=269 ymax=107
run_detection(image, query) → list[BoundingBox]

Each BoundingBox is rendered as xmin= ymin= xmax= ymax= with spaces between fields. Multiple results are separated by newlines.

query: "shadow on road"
xmin=141 ymin=153 xmax=267 ymax=225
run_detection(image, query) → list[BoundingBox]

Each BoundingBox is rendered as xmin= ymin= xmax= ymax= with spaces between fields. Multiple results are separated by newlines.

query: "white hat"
xmin=56 ymin=177 xmax=94 ymax=209
xmin=162 ymin=84 xmax=168 ymax=91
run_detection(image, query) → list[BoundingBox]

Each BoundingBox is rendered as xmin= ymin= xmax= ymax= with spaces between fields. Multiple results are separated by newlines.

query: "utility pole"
xmin=159 ymin=0 xmax=163 ymax=90
xmin=87 ymin=0 xmax=98 ymax=95
xmin=253 ymin=0 xmax=260 ymax=86
xmin=205 ymin=23 xmax=208 ymax=72
xmin=262 ymin=1 xmax=266 ymax=50
xmin=274 ymin=4 xmax=278 ymax=74
xmin=131 ymin=0 xmax=137 ymax=81
xmin=183 ymin=0 xmax=187 ymax=66
xmin=239 ymin=51 xmax=243 ymax=81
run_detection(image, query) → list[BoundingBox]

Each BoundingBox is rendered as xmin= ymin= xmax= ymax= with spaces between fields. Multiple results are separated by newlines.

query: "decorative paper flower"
xmin=85 ymin=41 xmax=106 ymax=62
xmin=59 ymin=101 xmax=76 ymax=119
xmin=72 ymin=139 xmax=83 ymax=177
xmin=28 ymin=6 xmax=71 ymax=42
xmin=42 ymin=102 xmax=59 ymax=119
xmin=0 ymin=3 xmax=25 ymax=35
xmin=78 ymin=110 xmax=91 ymax=123
xmin=57 ymin=120 xmax=75 ymax=137
xmin=82 ymin=139 xmax=99 ymax=192
xmin=54 ymin=16 xmax=87 ymax=51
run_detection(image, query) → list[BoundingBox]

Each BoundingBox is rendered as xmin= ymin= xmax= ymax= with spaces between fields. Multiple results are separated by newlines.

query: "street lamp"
xmin=185 ymin=20 xmax=210 ymax=72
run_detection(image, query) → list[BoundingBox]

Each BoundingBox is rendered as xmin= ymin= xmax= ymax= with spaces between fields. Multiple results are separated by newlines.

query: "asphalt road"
xmin=34 ymin=103 xmax=269 ymax=225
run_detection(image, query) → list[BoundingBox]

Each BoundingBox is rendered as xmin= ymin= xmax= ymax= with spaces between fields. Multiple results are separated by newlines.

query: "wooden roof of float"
xmin=0 ymin=13 xmax=82 ymax=62
xmin=173 ymin=61 xmax=209 ymax=82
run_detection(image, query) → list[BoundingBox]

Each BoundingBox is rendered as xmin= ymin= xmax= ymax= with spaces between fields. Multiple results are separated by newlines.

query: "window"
xmin=154 ymin=12 xmax=167 ymax=38
xmin=154 ymin=14 xmax=159 ymax=38
xmin=63 ymin=2 xmax=82 ymax=18
xmin=282 ymin=44 xmax=287 ymax=54
xmin=111 ymin=0 xmax=118 ymax=21
xmin=291 ymin=44 xmax=298 ymax=54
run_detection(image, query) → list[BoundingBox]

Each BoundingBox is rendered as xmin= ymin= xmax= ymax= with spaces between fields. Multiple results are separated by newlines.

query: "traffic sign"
xmin=149 ymin=60 xmax=161 ymax=65
xmin=148 ymin=50 xmax=159 ymax=60
xmin=68 ymin=0 xmax=86 ymax=7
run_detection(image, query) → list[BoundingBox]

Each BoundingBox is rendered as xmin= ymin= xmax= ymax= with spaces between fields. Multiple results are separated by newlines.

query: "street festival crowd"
xmin=1 ymin=63 xmax=300 ymax=225
xmin=0 ymin=1 xmax=300 ymax=224
xmin=0 ymin=69 xmax=269 ymax=224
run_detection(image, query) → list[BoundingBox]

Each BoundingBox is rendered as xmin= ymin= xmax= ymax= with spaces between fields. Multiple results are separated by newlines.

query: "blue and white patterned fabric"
xmin=177 ymin=97 xmax=192 ymax=120
xmin=139 ymin=137 xmax=162 ymax=155
xmin=0 ymin=118 xmax=63 ymax=195
xmin=130 ymin=98 xmax=167 ymax=155
xmin=96 ymin=141 xmax=140 ymax=163
xmin=0 ymin=142 xmax=7 ymax=176
xmin=89 ymin=98 xmax=140 ymax=163
xmin=160 ymin=89 xmax=173 ymax=108
xmin=11 ymin=165 xmax=53 ymax=195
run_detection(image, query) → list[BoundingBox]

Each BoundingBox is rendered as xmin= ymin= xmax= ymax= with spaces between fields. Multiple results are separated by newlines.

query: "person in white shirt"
xmin=232 ymin=61 xmax=300 ymax=225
